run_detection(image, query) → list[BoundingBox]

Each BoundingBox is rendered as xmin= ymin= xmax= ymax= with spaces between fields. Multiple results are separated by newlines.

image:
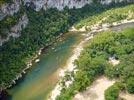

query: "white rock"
xmin=35 ymin=59 xmax=40 ymax=63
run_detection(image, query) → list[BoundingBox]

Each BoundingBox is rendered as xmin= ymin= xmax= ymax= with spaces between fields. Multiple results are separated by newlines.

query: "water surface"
xmin=8 ymin=32 xmax=84 ymax=100
xmin=7 ymin=22 xmax=134 ymax=100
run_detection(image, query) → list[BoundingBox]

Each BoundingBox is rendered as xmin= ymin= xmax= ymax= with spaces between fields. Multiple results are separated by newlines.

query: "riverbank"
xmin=49 ymin=19 xmax=134 ymax=100
xmin=69 ymin=19 xmax=134 ymax=32
xmin=1 ymin=20 xmax=133 ymax=99
xmin=0 ymin=33 xmax=64 ymax=94
xmin=4 ymin=31 xmax=85 ymax=100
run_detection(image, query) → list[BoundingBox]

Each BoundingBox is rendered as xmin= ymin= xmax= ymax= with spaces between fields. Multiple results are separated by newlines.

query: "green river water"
xmin=7 ymin=32 xmax=85 ymax=100
xmin=7 ymin=22 xmax=134 ymax=100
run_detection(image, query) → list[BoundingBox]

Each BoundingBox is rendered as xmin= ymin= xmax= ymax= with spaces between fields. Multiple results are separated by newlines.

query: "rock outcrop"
xmin=0 ymin=0 xmax=133 ymax=45
xmin=0 ymin=13 xmax=28 ymax=46
xmin=23 ymin=0 xmax=133 ymax=11
xmin=1 ymin=0 xmax=133 ymax=18
xmin=0 ymin=0 xmax=21 ymax=20
xmin=23 ymin=0 xmax=93 ymax=11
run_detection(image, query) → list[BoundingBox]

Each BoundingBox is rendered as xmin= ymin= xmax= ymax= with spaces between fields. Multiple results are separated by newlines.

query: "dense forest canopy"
xmin=57 ymin=27 xmax=134 ymax=100
xmin=0 ymin=1 xmax=134 ymax=91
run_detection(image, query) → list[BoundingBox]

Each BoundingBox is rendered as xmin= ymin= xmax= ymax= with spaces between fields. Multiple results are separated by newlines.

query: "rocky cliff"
xmin=0 ymin=13 xmax=28 ymax=45
xmin=23 ymin=0 xmax=133 ymax=11
xmin=0 ymin=0 xmax=21 ymax=20
xmin=0 ymin=0 xmax=133 ymax=45
xmin=23 ymin=0 xmax=93 ymax=11
xmin=1 ymin=0 xmax=133 ymax=20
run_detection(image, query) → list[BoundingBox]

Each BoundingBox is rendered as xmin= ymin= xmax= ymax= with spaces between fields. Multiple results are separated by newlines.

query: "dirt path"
xmin=119 ymin=92 xmax=134 ymax=100
xmin=73 ymin=76 xmax=115 ymax=100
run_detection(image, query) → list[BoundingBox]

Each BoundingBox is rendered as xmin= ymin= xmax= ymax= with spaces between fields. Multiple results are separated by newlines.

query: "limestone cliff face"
xmin=0 ymin=0 xmax=21 ymax=20
xmin=0 ymin=0 xmax=133 ymax=45
xmin=23 ymin=0 xmax=133 ymax=11
xmin=0 ymin=13 xmax=28 ymax=46
xmin=0 ymin=0 xmax=133 ymax=20
xmin=0 ymin=0 xmax=93 ymax=18
xmin=23 ymin=0 xmax=93 ymax=11
xmin=1 ymin=0 xmax=133 ymax=18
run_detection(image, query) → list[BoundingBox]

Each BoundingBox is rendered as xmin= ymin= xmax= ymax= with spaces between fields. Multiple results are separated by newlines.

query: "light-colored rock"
xmin=23 ymin=0 xmax=134 ymax=11
xmin=23 ymin=0 xmax=93 ymax=11
xmin=109 ymin=57 xmax=120 ymax=66
xmin=0 ymin=13 xmax=28 ymax=46
xmin=35 ymin=59 xmax=40 ymax=63
xmin=0 ymin=0 xmax=133 ymax=45
xmin=0 ymin=0 xmax=21 ymax=20
xmin=65 ymin=80 xmax=73 ymax=88
xmin=100 ymin=0 xmax=133 ymax=5
xmin=11 ymin=13 xmax=28 ymax=33
xmin=1 ymin=0 xmax=133 ymax=20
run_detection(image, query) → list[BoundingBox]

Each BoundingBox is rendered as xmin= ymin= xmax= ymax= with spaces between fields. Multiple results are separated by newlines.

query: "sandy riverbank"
xmin=49 ymin=19 xmax=134 ymax=100
xmin=69 ymin=19 xmax=134 ymax=32
xmin=73 ymin=76 xmax=115 ymax=100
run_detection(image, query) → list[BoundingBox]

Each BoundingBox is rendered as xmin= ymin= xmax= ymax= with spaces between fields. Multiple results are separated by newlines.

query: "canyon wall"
xmin=0 ymin=0 xmax=21 ymax=20
xmin=0 ymin=0 xmax=133 ymax=45
xmin=0 ymin=13 xmax=28 ymax=45
xmin=23 ymin=0 xmax=132 ymax=11
xmin=23 ymin=0 xmax=92 ymax=11
xmin=1 ymin=0 xmax=133 ymax=20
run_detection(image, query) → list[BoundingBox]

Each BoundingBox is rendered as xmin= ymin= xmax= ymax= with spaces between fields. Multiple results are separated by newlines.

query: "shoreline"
xmin=49 ymin=19 xmax=134 ymax=100
xmin=0 ymin=33 xmax=64 ymax=93
xmin=0 ymin=19 xmax=133 ymax=98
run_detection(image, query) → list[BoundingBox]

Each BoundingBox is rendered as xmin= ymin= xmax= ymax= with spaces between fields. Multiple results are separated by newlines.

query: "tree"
xmin=126 ymin=77 xmax=134 ymax=93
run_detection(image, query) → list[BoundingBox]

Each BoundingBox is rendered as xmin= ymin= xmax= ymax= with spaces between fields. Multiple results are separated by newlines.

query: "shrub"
xmin=126 ymin=77 xmax=134 ymax=93
xmin=105 ymin=83 xmax=120 ymax=100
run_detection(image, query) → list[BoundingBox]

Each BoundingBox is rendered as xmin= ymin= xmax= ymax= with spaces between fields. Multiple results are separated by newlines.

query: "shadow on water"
xmin=0 ymin=72 xmax=28 ymax=100
xmin=0 ymin=90 xmax=12 ymax=100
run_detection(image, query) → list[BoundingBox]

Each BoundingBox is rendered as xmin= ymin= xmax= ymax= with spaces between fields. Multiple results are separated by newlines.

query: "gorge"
xmin=0 ymin=0 xmax=134 ymax=100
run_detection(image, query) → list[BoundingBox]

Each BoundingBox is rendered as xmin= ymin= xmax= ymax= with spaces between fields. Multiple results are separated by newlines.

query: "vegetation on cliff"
xmin=0 ymin=7 xmax=70 ymax=88
xmin=74 ymin=4 xmax=134 ymax=29
xmin=0 ymin=7 xmax=24 ymax=38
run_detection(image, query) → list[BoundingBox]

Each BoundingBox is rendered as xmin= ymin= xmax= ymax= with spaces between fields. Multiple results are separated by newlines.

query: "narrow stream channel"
xmin=7 ymin=22 xmax=134 ymax=100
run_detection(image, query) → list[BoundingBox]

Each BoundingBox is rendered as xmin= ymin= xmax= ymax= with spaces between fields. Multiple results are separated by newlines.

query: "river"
xmin=7 ymin=22 xmax=134 ymax=100
xmin=7 ymin=32 xmax=85 ymax=100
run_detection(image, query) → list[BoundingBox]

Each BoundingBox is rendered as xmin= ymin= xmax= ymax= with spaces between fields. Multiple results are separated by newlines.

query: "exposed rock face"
xmin=0 ymin=0 xmax=133 ymax=19
xmin=0 ymin=0 xmax=21 ymax=20
xmin=0 ymin=0 xmax=133 ymax=20
xmin=11 ymin=13 xmax=28 ymax=33
xmin=0 ymin=13 xmax=28 ymax=46
xmin=100 ymin=0 xmax=133 ymax=4
xmin=23 ymin=0 xmax=93 ymax=11
xmin=0 ymin=0 xmax=133 ymax=45
xmin=23 ymin=0 xmax=133 ymax=11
